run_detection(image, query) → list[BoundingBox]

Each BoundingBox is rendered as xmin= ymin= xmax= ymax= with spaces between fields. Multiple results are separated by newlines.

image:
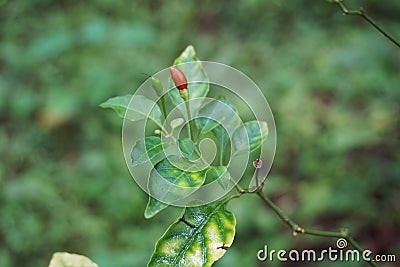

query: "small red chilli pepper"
xmin=169 ymin=67 xmax=188 ymax=91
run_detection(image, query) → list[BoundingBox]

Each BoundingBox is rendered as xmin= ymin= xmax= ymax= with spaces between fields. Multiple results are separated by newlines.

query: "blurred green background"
xmin=1 ymin=0 xmax=399 ymax=266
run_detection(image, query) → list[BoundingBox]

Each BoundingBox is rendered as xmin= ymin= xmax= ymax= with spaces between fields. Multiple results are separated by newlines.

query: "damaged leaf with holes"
xmin=148 ymin=202 xmax=236 ymax=267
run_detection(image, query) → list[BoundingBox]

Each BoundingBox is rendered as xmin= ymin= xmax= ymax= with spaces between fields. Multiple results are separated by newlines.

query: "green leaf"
xmin=178 ymin=137 xmax=195 ymax=159
xmin=168 ymin=46 xmax=209 ymax=111
xmin=48 ymin=252 xmax=98 ymax=267
xmin=148 ymin=202 xmax=236 ymax=267
xmin=197 ymin=97 xmax=239 ymax=164
xmin=197 ymin=97 xmax=239 ymax=148
xmin=131 ymin=136 xmax=166 ymax=167
xmin=212 ymin=126 xmax=229 ymax=152
xmin=205 ymin=166 xmax=230 ymax=190
xmin=145 ymin=157 xmax=206 ymax=218
xmin=232 ymin=121 xmax=268 ymax=153
xmin=196 ymin=97 xmax=239 ymax=135
xmin=100 ymin=94 xmax=162 ymax=126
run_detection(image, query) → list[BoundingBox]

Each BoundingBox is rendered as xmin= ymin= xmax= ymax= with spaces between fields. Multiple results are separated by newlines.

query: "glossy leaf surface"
xmin=148 ymin=202 xmax=236 ymax=267
xmin=145 ymin=157 xmax=206 ymax=218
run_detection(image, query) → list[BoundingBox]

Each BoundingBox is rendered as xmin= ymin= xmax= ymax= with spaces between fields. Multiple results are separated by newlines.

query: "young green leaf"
xmin=148 ymin=202 xmax=236 ymax=267
xmin=232 ymin=121 xmax=268 ymax=153
xmin=145 ymin=157 xmax=206 ymax=218
xmin=197 ymin=97 xmax=239 ymax=164
xmin=131 ymin=136 xmax=166 ymax=167
xmin=100 ymin=94 xmax=162 ymax=126
xmin=196 ymin=97 xmax=240 ymax=136
xmin=178 ymin=137 xmax=195 ymax=159
xmin=205 ymin=166 xmax=230 ymax=190
xmin=212 ymin=126 xmax=229 ymax=153
xmin=48 ymin=252 xmax=98 ymax=267
xmin=210 ymin=125 xmax=230 ymax=166
xmin=168 ymin=46 xmax=209 ymax=112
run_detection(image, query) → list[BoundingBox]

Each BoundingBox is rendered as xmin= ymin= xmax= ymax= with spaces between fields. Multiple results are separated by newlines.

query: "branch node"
xmin=292 ymin=226 xmax=304 ymax=236
xmin=340 ymin=227 xmax=350 ymax=237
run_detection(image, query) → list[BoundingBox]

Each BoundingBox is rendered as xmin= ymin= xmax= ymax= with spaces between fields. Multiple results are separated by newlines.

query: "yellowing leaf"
xmin=148 ymin=202 xmax=236 ymax=267
xmin=145 ymin=157 xmax=206 ymax=218
xmin=48 ymin=252 xmax=98 ymax=267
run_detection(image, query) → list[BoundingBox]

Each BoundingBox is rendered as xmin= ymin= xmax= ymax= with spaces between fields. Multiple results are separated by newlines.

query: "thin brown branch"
xmin=332 ymin=0 xmax=400 ymax=48
xmin=255 ymin=190 xmax=378 ymax=267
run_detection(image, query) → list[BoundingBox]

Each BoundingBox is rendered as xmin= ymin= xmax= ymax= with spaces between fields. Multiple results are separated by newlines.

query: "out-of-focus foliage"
xmin=0 ymin=0 xmax=399 ymax=267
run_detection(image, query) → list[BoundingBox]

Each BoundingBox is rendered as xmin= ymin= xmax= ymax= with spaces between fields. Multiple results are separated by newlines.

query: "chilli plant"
xmin=46 ymin=0 xmax=400 ymax=264
xmin=100 ymin=46 xmax=271 ymax=266
xmin=98 ymin=45 xmax=376 ymax=267
xmin=47 ymin=45 xmax=380 ymax=267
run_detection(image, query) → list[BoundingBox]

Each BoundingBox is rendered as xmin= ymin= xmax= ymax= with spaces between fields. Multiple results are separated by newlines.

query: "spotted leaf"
xmin=148 ymin=202 xmax=236 ymax=267
xmin=144 ymin=157 xmax=206 ymax=219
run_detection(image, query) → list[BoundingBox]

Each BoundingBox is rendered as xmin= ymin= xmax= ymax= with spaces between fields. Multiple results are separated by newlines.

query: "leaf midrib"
xmin=146 ymin=140 xmax=164 ymax=158
xmin=171 ymin=202 xmax=225 ymax=266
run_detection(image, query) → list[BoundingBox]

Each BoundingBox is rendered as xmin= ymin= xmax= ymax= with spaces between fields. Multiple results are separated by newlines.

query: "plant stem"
xmin=255 ymin=168 xmax=260 ymax=188
xmin=231 ymin=179 xmax=246 ymax=194
xmin=225 ymin=182 xmax=378 ymax=267
xmin=219 ymin=143 xmax=224 ymax=166
xmin=332 ymin=0 xmax=400 ymax=48
xmin=160 ymin=95 xmax=168 ymax=121
xmin=256 ymin=191 xmax=302 ymax=233
xmin=184 ymin=99 xmax=195 ymax=141
xmin=254 ymin=190 xmax=378 ymax=267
